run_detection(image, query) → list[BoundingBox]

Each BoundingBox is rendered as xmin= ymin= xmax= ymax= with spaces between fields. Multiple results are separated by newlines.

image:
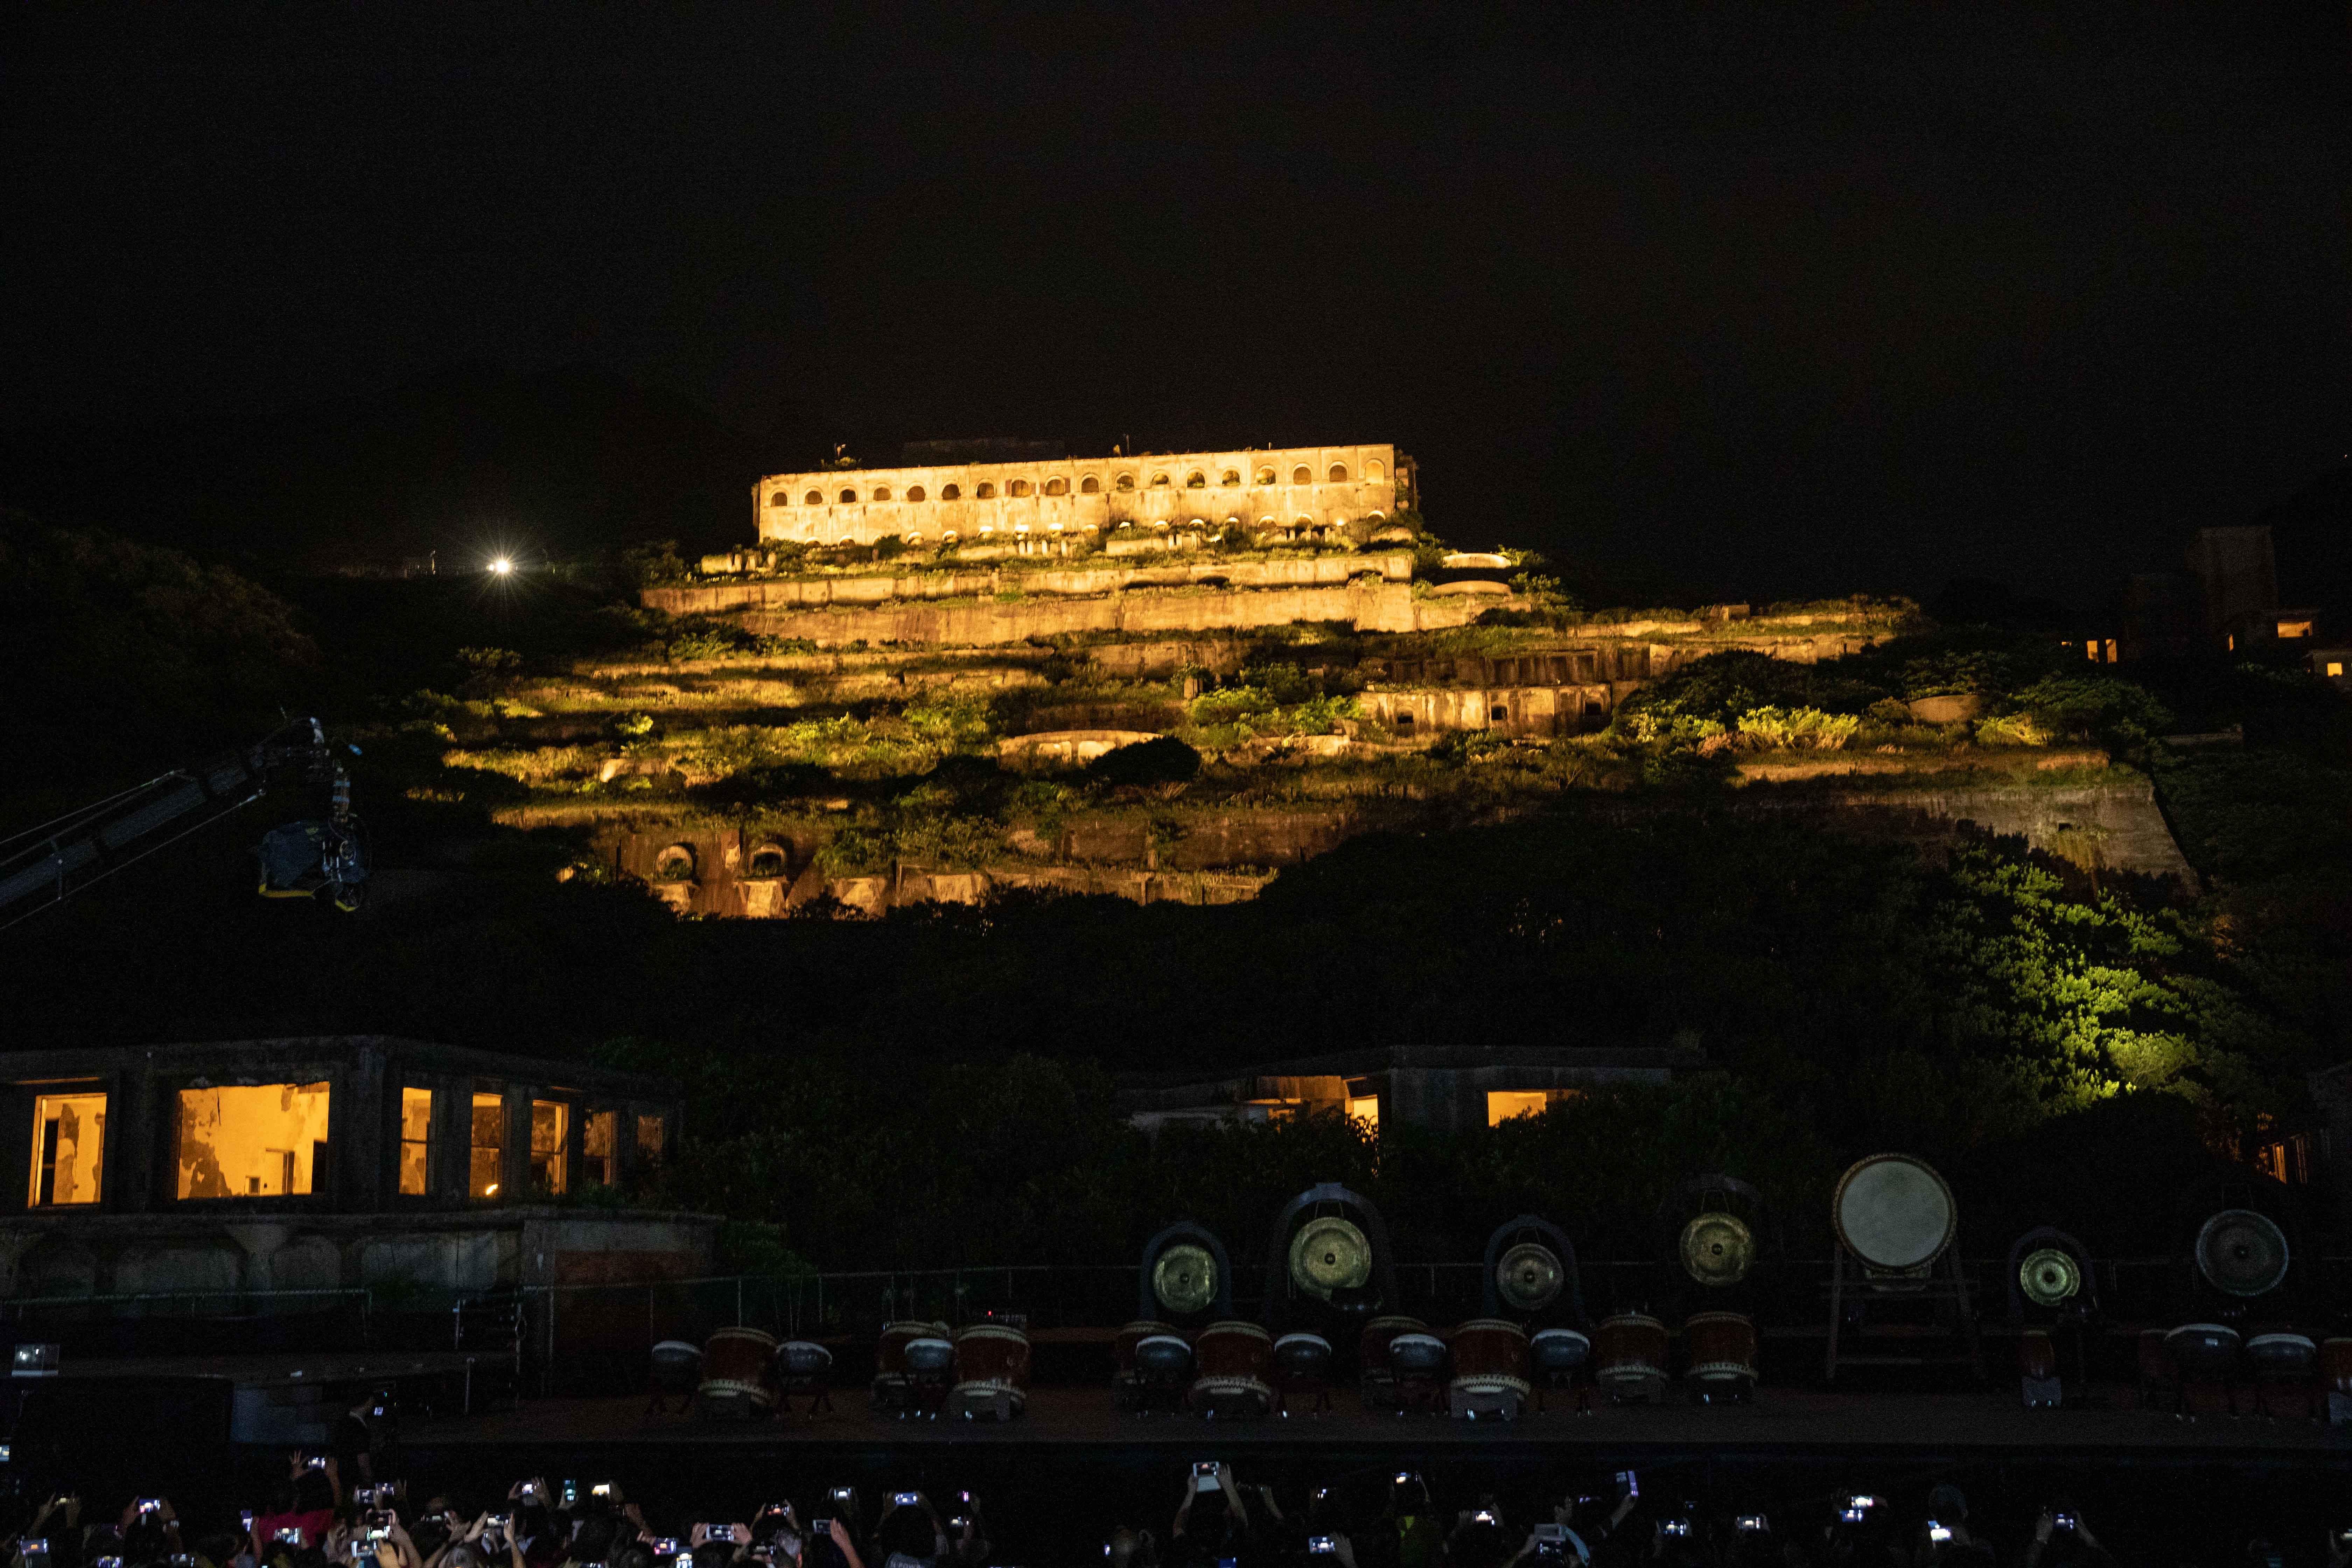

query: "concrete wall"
xmin=754 ymin=443 xmax=1402 ymax=548
xmin=651 ymin=553 xmax=1413 ymax=614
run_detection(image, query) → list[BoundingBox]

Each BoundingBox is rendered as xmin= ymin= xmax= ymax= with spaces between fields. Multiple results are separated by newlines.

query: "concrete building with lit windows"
xmin=2 ymin=1037 xmax=712 ymax=1302
xmin=751 ymin=442 xmax=1416 ymax=551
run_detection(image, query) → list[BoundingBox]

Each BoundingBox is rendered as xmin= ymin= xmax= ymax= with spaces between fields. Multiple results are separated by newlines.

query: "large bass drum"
xmin=700 ymin=1326 xmax=779 ymax=1413
xmin=1190 ymin=1319 xmax=1273 ymax=1417
xmin=1684 ymin=1311 xmax=1758 ymax=1394
xmin=951 ymin=1323 xmax=1031 ymax=1420
xmin=1593 ymin=1312 xmax=1669 ymax=1398
xmin=1447 ymin=1318 xmax=1531 ymax=1418
xmin=1833 ymin=1154 xmax=1956 ymax=1273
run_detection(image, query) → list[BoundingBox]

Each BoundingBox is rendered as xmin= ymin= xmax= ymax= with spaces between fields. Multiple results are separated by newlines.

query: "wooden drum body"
xmin=878 ymin=1320 xmax=949 ymax=1378
xmin=700 ymin=1326 xmax=779 ymax=1417
xmin=1358 ymin=1315 xmax=1428 ymax=1375
xmin=1189 ymin=1319 xmax=1273 ymax=1418
xmin=2322 ymin=1338 xmax=2352 ymax=1427
xmin=951 ymin=1323 xmax=1032 ymax=1421
xmin=1683 ymin=1311 xmax=1757 ymax=1399
xmin=1594 ymin=1313 xmax=1669 ymax=1402
xmin=1446 ymin=1318 xmax=1530 ymax=1419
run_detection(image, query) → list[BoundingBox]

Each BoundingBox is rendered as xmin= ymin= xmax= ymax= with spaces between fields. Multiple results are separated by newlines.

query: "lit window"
xmin=1256 ymin=468 xmax=1276 ymax=485
xmin=1186 ymin=471 xmax=1206 ymax=489
xmin=399 ymin=1087 xmax=433 ymax=1197
xmin=1045 ymin=477 xmax=1068 ymax=496
xmin=531 ymin=1101 xmax=568 ymax=1195
xmin=1150 ymin=472 xmax=1171 ymax=488
xmin=584 ymin=1110 xmax=617 ymax=1187
xmin=2278 ymin=620 xmax=2312 ymax=639
xmin=1366 ymin=460 xmax=1385 ymax=480
xmin=174 ymin=1083 xmax=330 ymax=1199
xmin=471 ymin=1092 xmax=504 ymax=1199
xmin=907 ymin=485 xmax=926 ymax=502
xmin=1346 ymin=1094 xmax=1379 ymax=1130
xmin=1487 ymin=1091 xmax=1552 ymax=1126
xmin=2328 ymin=662 xmax=2344 ymax=678
xmin=28 ymin=1092 xmax=105 ymax=1207
xmin=637 ymin=1113 xmax=667 ymax=1166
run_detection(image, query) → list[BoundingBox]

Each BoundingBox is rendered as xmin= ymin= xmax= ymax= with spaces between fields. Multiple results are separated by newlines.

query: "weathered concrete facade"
xmin=1 ymin=1037 xmax=711 ymax=1302
xmin=754 ymin=443 xmax=1411 ymax=548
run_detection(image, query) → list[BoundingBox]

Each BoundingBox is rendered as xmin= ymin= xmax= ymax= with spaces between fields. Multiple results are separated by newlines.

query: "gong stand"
xmin=1261 ymin=1182 xmax=1401 ymax=1334
xmin=2004 ymin=1225 xmax=2100 ymax=1404
xmin=1825 ymin=1247 xmax=1985 ymax=1383
xmin=1660 ymin=1173 xmax=1765 ymax=1320
xmin=1136 ymin=1220 xmax=1235 ymax=1323
xmin=1480 ymin=1214 xmax=1587 ymax=1325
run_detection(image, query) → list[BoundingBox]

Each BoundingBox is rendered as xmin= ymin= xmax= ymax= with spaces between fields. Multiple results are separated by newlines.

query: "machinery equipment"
xmin=0 ymin=717 xmax=369 ymax=927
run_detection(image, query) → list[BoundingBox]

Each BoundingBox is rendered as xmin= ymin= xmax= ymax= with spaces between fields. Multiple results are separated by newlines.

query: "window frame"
xmin=168 ymin=1076 xmax=337 ymax=1205
xmin=25 ymin=1083 xmax=109 ymax=1211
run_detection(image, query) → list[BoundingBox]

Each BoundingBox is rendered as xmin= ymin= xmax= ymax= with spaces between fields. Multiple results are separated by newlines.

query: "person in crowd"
xmin=253 ymin=1461 xmax=340 ymax=1559
xmin=870 ymin=1494 xmax=945 ymax=1568
xmin=1107 ymin=1526 xmax=1160 ymax=1568
xmin=1171 ymin=1464 xmax=1254 ymax=1568
xmin=1918 ymin=1484 xmax=1991 ymax=1567
xmin=2021 ymin=1503 xmax=2110 ymax=1568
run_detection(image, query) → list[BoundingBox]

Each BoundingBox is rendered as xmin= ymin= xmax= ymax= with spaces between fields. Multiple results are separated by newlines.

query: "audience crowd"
xmin=3 ymin=1452 xmax=2344 ymax=1568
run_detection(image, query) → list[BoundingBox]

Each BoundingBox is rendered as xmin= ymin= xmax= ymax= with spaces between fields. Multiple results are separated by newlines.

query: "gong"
xmin=1152 ymin=1242 xmax=1218 ymax=1315
xmin=1680 ymin=1211 xmax=1755 ymax=1287
xmin=2018 ymin=1247 xmax=2080 ymax=1308
xmin=1288 ymin=1215 xmax=1372 ymax=1299
xmin=2195 ymin=1209 xmax=2289 ymax=1298
xmin=1495 ymin=1241 xmax=1564 ymax=1311
xmin=1832 ymin=1154 xmax=1956 ymax=1272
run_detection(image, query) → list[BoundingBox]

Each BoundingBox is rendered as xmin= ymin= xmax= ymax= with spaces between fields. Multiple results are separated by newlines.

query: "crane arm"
xmin=0 ymin=718 xmax=349 ymax=928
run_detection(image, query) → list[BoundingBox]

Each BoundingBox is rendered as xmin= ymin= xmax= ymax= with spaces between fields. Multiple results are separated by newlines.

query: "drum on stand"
xmin=1528 ymin=1328 xmax=1591 ymax=1412
xmin=1272 ymin=1332 xmax=1335 ymax=1415
xmin=1594 ymin=1313 xmax=1668 ymax=1402
xmin=1833 ymin=1155 xmax=1956 ymax=1279
xmin=1446 ymin=1318 xmax=1530 ymax=1420
xmin=1357 ymin=1314 xmax=1429 ymax=1409
xmin=1190 ymin=1320 xmax=1274 ymax=1418
xmin=1116 ymin=1321 xmax=1194 ymax=1412
xmin=951 ymin=1323 xmax=1031 ymax=1421
xmin=2244 ymin=1333 xmax=2318 ymax=1419
xmin=2322 ymin=1338 xmax=2352 ymax=1426
xmin=699 ymin=1326 xmax=779 ymax=1419
xmin=1682 ymin=1311 xmax=1757 ymax=1400
xmin=873 ymin=1320 xmax=951 ymax=1415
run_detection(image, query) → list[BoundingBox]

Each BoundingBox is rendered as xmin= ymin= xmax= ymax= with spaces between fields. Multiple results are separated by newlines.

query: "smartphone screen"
xmin=1617 ymin=1471 xmax=1637 ymax=1499
xmin=1929 ymin=1525 xmax=1952 ymax=1544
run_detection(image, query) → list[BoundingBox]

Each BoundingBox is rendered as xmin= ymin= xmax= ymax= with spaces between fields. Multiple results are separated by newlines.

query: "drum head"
xmin=1153 ymin=1242 xmax=1218 ymax=1315
xmin=2018 ymin=1247 xmax=2080 ymax=1308
xmin=1289 ymin=1216 xmax=1372 ymax=1298
xmin=1680 ymin=1212 xmax=1755 ymax=1287
xmin=2196 ymin=1209 xmax=2289 ymax=1297
xmin=1833 ymin=1154 xmax=1955 ymax=1270
xmin=1496 ymin=1241 xmax=1564 ymax=1311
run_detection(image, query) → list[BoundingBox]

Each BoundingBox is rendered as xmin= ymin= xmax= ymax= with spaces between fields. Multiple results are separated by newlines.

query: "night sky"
xmin=7 ymin=5 xmax=2345 ymax=602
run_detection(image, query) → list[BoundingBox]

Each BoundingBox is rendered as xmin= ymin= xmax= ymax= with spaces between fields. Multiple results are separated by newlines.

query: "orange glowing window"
xmin=1346 ymin=1094 xmax=1379 ymax=1130
xmin=29 ymin=1092 xmax=105 ymax=1208
xmin=2328 ymin=662 xmax=2344 ymax=678
xmin=530 ymin=1100 xmax=568 ymax=1195
xmin=399 ymin=1087 xmax=433 ymax=1197
xmin=2277 ymin=620 xmax=2312 ymax=639
xmin=637 ymin=1113 xmax=667 ymax=1166
xmin=583 ymin=1110 xmax=617 ymax=1187
xmin=470 ymin=1092 xmax=504 ymax=1199
xmin=175 ymin=1082 xmax=330 ymax=1199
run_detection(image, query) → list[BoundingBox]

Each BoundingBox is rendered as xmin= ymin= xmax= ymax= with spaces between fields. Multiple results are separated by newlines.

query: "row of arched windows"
xmin=791 ymin=511 xmax=1391 ymax=547
xmin=770 ymin=458 xmax=1385 ymax=507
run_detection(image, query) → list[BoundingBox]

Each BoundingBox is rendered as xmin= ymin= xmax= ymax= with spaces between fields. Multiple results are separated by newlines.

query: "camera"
xmin=809 ymin=1522 xmax=832 ymax=1538
xmin=137 ymin=1499 xmax=164 ymax=1516
xmin=350 ymin=1543 xmax=377 ymax=1564
xmin=1308 ymin=1538 xmax=1337 ymax=1555
xmin=949 ymin=1519 xmax=970 ymax=1533
xmin=1615 ymin=1472 xmax=1637 ymax=1500
xmin=892 ymin=1493 xmax=920 ymax=1508
xmin=650 ymin=1540 xmax=681 ymax=1558
xmin=1194 ymin=1462 xmax=1222 ymax=1492
xmin=2053 ymin=1513 xmax=2077 ymax=1532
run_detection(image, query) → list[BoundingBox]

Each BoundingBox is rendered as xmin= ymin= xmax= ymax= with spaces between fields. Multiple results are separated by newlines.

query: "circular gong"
xmin=1495 ymin=1241 xmax=1564 ymax=1311
xmin=1152 ymin=1242 xmax=1217 ymax=1315
xmin=1288 ymin=1215 xmax=1372 ymax=1299
xmin=1680 ymin=1211 xmax=1756 ymax=1287
xmin=2018 ymin=1247 xmax=2080 ymax=1308
xmin=2195 ymin=1209 xmax=2289 ymax=1298
xmin=1832 ymin=1154 xmax=1956 ymax=1272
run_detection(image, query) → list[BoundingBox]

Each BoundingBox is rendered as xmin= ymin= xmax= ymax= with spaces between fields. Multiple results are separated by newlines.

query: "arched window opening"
xmin=1394 ymin=713 xmax=1415 ymax=733
xmin=976 ymin=482 xmax=997 ymax=499
xmin=747 ymin=845 xmax=789 ymax=879
xmin=1082 ymin=476 xmax=1101 ymax=494
xmin=769 ymin=491 xmax=791 ymax=508
xmin=1366 ymin=460 xmax=1385 ymax=480
xmin=943 ymin=528 xmax=961 ymax=541
xmin=839 ymin=488 xmax=858 ymax=504
xmin=1257 ymin=516 xmax=1276 ymax=529
xmin=1010 ymin=479 xmax=1032 ymax=497
xmin=1222 ymin=470 xmax=1241 ymax=486
xmin=1116 ymin=474 xmax=1136 ymax=492
xmin=907 ymin=485 xmax=927 ymax=502
xmin=1294 ymin=516 xmax=1315 ymax=532
xmin=652 ymin=844 xmax=696 ymax=883
xmin=1329 ymin=463 xmax=1348 ymax=483
xmin=1256 ymin=467 xmax=1276 ymax=485
xmin=1367 ymin=511 xmax=1387 ymax=524
xmin=873 ymin=485 xmax=892 ymax=501
xmin=1292 ymin=465 xmax=1312 ymax=485
xmin=905 ymin=531 xmax=924 ymax=545
xmin=941 ymin=483 xmax=962 ymax=500
xmin=1151 ymin=472 xmax=1171 ymax=488
xmin=1153 ymin=520 xmax=1170 ymax=530
xmin=1185 ymin=471 xmax=1206 ymax=489
xmin=1045 ymin=477 xmax=1068 ymax=496
xmin=804 ymin=490 xmax=823 ymax=505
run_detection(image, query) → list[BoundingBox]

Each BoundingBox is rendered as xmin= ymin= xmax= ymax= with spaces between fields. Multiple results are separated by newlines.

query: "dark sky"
xmin=7 ymin=4 xmax=2345 ymax=602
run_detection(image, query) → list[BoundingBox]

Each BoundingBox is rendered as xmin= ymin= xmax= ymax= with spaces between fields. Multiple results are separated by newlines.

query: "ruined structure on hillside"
xmin=749 ymin=442 xmax=1418 ymax=552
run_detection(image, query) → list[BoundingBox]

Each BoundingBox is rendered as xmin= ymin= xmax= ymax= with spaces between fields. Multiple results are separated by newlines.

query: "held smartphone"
xmin=1194 ymin=1462 xmax=1221 ymax=1492
xmin=650 ymin=1541 xmax=680 ymax=1558
xmin=306 ymin=1457 xmax=329 ymax=1472
xmin=1472 ymin=1512 xmax=1497 ymax=1526
xmin=276 ymin=1530 xmax=308 ymax=1548
xmin=809 ymin=1522 xmax=832 ymax=1539
xmin=562 ymin=1482 xmax=579 ymax=1506
xmin=892 ymin=1493 xmax=920 ymax=1508
xmin=1929 ymin=1524 xmax=1953 ymax=1544
xmin=138 ymin=1499 xmax=164 ymax=1516
xmin=1662 ymin=1520 xmax=1690 ymax=1539
xmin=1736 ymin=1516 xmax=1768 ymax=1533
xmin=594 ymin=1484 xmax=616 ymax=1499
xmin=1615 ymin=1471 xmax=1637 ymax=1499
xmin=1308 ymin=1538 xmax=1338 ymax=1555
xmin=22 ymin=1540 xmax=48 ymax=1568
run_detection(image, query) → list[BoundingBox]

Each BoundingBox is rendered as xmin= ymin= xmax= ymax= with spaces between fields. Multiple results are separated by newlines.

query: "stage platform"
xmin=408 ymin=1382 xmax=2348 ymax=1458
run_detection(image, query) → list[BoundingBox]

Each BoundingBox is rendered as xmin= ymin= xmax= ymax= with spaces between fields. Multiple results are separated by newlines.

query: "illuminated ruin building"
xmin=750 ymin=441 xmax=1418 ymax=553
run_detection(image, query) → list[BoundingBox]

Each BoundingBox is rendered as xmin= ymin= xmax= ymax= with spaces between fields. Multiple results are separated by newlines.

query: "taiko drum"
xmin=1358 ymin=1315 xmax=1429 ymax=1373
xmin=1191 ymin=1319 xmax=1275 ymax=1404
xmin=952 ymin=1323 xmax=1032 ymax=1408
xmin=877 ymin=1320 xmax=949 ymax=1377
xmin=1683 ymin=1311 xmax=1758 ymax=1386
xmin=1593 ymin=1312 xmax=1669 ymax=1388
xmin=1447 ymin=1318 xmax=1532 ymax=1403
xmin=699 ymin=1326 xmax=779 ymax=1409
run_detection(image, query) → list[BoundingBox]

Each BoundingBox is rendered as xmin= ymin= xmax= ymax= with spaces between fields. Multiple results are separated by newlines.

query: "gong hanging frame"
xmin=1480 ymin=1213 xmax=1587 ymax=1325
xmin=2194 ymin=1208 xmax=2291 ymax=1299
xmin=1261 ymin=1182 xmax=1400 ymax=1332
xmin=1135 ymin=1220 xmax=1234 ymax=1322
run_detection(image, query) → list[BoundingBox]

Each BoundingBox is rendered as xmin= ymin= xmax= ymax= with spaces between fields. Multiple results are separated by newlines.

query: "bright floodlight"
xmin=489 ymin=556 xmax=515 ymax=576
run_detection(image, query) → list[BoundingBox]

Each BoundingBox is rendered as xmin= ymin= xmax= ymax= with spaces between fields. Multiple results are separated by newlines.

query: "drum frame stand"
xmin=1825 ymin=1250 xmax=1984 ymax=1383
